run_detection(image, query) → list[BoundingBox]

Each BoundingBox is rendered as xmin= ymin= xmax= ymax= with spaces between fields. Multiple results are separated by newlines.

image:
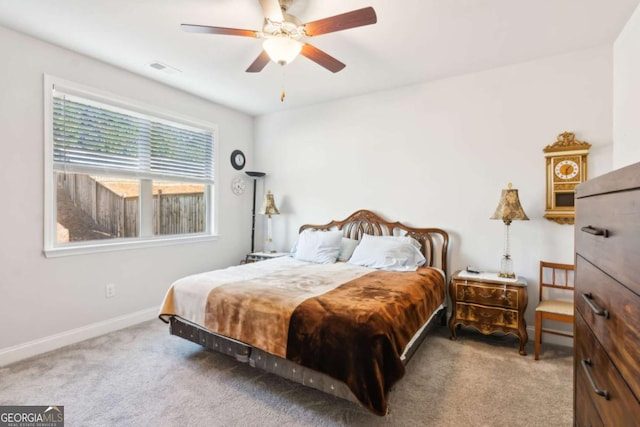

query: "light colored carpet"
xmin=0 ymin=320 xmax=573 ymax=426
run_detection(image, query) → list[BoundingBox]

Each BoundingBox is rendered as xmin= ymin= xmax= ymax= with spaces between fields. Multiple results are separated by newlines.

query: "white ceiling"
xmin=0 ymin=0 xmax=638 ymax=116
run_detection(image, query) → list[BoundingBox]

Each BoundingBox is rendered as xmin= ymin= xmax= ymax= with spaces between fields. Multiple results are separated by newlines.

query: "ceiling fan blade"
xmin=246 ymin=51 xmax=271 ymax=73
xmin=259 ymin=0 xmax=284 ymax=22
xmin=181 ymin=24 xmax=259 ymax=38
xmin=300 ymin=43 xmax=345 ymax=73
xmin=303 ymin=7 xmax=377 ymax=37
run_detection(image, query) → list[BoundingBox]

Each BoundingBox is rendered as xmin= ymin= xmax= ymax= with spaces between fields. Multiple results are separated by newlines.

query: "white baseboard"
xmin=0 ymin=307 xmax=158 ymax=367
xmin=526 ymin=325 xmax=573 ymax=348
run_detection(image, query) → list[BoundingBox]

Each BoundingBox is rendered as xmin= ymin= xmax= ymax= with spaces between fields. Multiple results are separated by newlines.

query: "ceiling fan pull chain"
xmin=280 ymin=66 xmax=286 ymax=102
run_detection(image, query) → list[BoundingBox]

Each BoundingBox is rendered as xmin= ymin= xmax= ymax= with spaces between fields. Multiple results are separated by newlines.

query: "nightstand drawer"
xmin=455 ymin=303 xmax=518 ymax=329
xmin=454 ymin=281 xmax=519 ymax=309
xmin=575 ymin=313 xmax=640 ymax=425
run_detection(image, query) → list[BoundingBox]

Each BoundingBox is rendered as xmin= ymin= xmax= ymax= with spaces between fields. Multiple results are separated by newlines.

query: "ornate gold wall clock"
xmin=543 ymin=132 xmax=591 ymax=224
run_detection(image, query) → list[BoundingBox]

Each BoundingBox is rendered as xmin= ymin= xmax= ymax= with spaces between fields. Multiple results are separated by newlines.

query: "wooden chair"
xmin=535 ymin=261 xmax=575 ymax=360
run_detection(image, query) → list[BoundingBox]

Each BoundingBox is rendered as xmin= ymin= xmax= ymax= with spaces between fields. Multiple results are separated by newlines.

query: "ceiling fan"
xmin=181 ymin=0 xmax=377 ymax=73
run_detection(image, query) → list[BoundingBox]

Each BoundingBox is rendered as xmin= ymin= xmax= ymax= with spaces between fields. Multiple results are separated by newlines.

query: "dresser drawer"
xmin=575 ymin=370 xmax=604 ymax=427
xmin=454 ymin=281 xmax=519 ymax=309
xmin=575 ymin=256 xmax=640 ymax=401
xmin=575 ymin=189 xmax=640 ymax=296
xmin=575 ymin=313 xmax=640 ymax=425
xmin=455 ymin=303 xmax=518 ymax=329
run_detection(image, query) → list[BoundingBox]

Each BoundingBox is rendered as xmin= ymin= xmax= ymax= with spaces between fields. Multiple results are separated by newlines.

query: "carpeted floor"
xmin=0 ymin=320 xmax=573 ymax=426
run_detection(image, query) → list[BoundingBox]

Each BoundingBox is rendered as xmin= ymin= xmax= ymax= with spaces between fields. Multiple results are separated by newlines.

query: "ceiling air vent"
xmin=149 ymin=61 xmax=181 ymax=74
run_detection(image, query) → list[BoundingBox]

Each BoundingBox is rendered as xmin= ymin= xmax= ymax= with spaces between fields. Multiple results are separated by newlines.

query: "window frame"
xmin=43 ymin=75 xmax=219 ymax=258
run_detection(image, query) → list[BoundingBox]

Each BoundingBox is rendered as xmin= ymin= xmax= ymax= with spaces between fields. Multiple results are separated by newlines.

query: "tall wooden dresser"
xmin=574 ymin=161 xmax=640 ymax=426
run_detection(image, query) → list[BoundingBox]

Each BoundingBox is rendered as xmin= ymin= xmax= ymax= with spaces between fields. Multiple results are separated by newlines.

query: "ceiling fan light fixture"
xmin=263 ymin=35 xmax=302 ymax=65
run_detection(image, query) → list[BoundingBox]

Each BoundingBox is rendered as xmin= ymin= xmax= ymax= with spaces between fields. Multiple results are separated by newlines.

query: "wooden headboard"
xmin=299 ymin=209 xmax=449 ymax=274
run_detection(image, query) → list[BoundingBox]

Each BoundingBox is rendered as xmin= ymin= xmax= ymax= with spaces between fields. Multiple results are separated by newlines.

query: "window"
xmin=44 ymin=76 xmax=217 ymax=256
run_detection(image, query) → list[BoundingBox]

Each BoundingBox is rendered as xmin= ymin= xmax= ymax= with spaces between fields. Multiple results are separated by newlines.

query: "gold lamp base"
xmin=498 ymin=254 xmax=515 ymax=278
xmin=498 ymin=272 xmax=516 ymax=279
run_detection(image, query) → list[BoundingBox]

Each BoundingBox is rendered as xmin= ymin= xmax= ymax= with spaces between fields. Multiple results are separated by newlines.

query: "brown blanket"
xmin=287 ymin=267 xmax=444 ymax=415
xmin=204 ymin=266 xmax=444 ymax=415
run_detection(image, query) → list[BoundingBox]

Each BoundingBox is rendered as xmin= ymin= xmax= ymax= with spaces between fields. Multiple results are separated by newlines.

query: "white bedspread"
xmin=159 ymin=256 xmax=376 ymax=327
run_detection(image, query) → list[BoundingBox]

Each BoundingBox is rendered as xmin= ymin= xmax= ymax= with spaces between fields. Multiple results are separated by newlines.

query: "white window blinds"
xmin=52 ymin=91 xmax=214 ymax=183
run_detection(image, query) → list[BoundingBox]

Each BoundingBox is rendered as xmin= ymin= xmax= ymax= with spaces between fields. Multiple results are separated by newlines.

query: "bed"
xmin=159 ymin=209 xmax=449 ymax=415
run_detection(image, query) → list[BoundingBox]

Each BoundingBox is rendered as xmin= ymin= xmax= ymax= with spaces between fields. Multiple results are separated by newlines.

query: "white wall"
xmin=255 ymin=46 xmax=613 ymax=336
xmin=0 ymin=22 xmax=617 ymax=364
xmin=0 ymin=26 xmax=254 ymax=365
xmin=613 ymin=2 xmax=640 ymax=168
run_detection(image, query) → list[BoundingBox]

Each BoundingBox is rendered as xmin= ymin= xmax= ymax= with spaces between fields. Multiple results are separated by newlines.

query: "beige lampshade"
xmin=490 ymin=183 xmax=529 ymax=225
xmin=259 ymin=190 xmax=280 ymax=217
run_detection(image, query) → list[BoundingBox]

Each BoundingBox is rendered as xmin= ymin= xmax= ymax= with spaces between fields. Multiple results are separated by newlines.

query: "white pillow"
xmin=293 ymin=229 xmax=343 ymax=264
xmin=376 ymin=235 xmax=422 ymax=250
xmin=338 ymin=237 xmax=360 ymax=262
xmin=348 ymin=234 xmax=426 ymax=271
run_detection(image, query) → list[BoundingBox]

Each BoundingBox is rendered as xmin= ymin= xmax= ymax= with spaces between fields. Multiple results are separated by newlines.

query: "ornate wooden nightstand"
xmin=242 ymin=251 xmax=289 ymax=264
xmin=448 ymin=270 xmax=529 ymax=355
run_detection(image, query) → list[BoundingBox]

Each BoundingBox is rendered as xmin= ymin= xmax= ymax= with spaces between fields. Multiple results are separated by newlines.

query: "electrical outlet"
xmin=105 ymin=283 xmax=116 ymax=298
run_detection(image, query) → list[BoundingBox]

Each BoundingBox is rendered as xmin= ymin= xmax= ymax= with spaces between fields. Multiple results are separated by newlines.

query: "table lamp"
xmin=259 ymin=190 xmax=280 ymax=253
xmin=490 ymin=183 xmax=529 ymax=278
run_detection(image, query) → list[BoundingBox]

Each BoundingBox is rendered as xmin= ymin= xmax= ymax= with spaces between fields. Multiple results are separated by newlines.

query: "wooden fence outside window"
xmin=57 ymin=174 xmax=205 ymax=238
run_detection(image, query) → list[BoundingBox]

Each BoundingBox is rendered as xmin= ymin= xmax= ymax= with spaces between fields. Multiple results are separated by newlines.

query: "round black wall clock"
xmin=230 ymin=150 xmax=246 ymax=170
